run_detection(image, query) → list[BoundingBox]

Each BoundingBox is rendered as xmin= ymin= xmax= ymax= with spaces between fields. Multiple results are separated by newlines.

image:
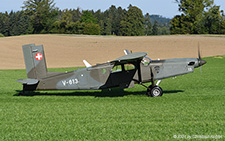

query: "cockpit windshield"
xmin=142 ymin=57 xmax=151 ymax=66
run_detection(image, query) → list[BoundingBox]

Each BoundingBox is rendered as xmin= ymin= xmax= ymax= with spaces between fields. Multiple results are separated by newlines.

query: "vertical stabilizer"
xmin=23 ymin=44 xmax=47 ymax=79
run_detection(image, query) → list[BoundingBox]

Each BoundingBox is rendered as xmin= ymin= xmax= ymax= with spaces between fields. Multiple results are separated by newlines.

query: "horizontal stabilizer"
xmin=17 ymin=79 xmax=39 ymax=85
xmin=83 ymin=60 xmax=92 ymax=67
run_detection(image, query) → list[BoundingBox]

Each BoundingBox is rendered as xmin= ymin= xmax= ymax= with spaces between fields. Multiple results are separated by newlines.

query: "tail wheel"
xmin=147 ymin=86 xmax=163 ymax=97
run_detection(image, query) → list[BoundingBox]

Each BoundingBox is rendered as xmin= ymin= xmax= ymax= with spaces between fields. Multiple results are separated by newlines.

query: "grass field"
xmin=0 ymin=56 xmax=225 ymax=140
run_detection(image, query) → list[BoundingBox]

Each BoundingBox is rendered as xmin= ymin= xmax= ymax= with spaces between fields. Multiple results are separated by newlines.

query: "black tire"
xmin=150 ymin=86 xmax=163 ymax=97
xmin=146 ymin=89 xmax=150 ymax=97
xmin=146 ymin=85 xmax=153 ymax=97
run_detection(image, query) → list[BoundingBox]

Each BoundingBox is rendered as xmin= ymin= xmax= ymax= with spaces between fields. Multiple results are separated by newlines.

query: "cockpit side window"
xmin=124 ymin=64 xmax=135 ymax=71
xmin=111 ymin=65 xmax=122 ymax=73
xmin=111 ymin=63 xmax=136 ymax=73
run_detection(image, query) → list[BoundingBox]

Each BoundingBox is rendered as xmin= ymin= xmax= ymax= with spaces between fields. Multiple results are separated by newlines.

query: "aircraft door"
xmin=110 ymin=64 xmax=136 ymax=88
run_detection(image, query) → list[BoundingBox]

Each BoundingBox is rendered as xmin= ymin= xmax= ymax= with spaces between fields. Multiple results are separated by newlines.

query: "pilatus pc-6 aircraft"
xmin=17 ymin=44 xmax=206 ymax=97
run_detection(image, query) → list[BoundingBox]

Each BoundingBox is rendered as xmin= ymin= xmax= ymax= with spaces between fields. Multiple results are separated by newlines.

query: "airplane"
xmin=17 ymin=44 xmax=206 ymax=97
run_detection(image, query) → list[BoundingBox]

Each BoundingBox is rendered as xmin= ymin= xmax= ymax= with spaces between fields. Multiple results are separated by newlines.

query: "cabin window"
xmin=111 ymin=65 xmax=122 ymax=73
xmin=124 ymin=64 xmax=135 ymax=71
xmin=102 ymin=68 xmax=107 ymax=74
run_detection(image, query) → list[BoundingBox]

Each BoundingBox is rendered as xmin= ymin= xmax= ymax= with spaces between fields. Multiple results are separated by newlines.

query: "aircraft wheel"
xmin=149 ymin=86 xmax=163 ymax=97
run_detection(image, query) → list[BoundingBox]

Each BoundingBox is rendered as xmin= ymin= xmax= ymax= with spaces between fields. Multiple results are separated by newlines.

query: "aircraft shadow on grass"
xmin=14 ymin=89 xmax=184 ymax=97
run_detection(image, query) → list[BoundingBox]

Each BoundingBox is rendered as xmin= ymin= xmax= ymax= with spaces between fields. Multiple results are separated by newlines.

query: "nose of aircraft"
xmin=199 ymin=59 xmax=207 ymax=66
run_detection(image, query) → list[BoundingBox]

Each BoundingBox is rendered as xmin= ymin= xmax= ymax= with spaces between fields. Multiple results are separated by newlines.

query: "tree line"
xmin=0 ymin=0 xmax=170 ymax=37
xmin=170 ymin=0 xmax=225 ymax=34
xmin=0 ymin=0 xmax=224 ymax=37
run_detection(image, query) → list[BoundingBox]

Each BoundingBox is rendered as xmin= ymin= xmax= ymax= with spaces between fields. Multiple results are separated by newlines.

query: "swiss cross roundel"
xmin=35 ymin=53 xmax=43 ymax=61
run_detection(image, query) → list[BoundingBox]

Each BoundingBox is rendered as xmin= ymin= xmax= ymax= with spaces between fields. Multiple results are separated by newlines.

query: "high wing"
xmin=111 ymin=52 xmax=147 ymax=65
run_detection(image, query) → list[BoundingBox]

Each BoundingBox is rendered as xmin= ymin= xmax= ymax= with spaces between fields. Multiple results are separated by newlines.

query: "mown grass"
xmin=0 ymin=56 xmax=225 ymax=140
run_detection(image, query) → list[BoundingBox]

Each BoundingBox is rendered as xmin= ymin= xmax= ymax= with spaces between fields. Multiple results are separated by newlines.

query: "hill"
xmin=150 ymin=15 xmax=171 ymax=26
xmin=0 ymin=34 xmax=225 ymax=69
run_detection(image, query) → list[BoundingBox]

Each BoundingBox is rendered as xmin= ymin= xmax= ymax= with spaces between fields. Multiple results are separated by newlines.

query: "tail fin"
xmin=22 ymin=44 xmax=47 ymax=79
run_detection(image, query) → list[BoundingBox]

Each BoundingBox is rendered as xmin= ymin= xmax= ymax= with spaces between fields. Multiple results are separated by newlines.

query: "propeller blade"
xmin=197 ymin=43 xmax=206 ymax=74
xmin=198 ymin=42 xmax=201 ymax=59
xmin=197 ymin=43 xmax=207 ymax=66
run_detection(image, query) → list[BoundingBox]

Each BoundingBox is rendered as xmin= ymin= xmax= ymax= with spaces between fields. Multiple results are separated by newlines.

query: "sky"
xmin=0 ymin=0 xmax=225 ymax=18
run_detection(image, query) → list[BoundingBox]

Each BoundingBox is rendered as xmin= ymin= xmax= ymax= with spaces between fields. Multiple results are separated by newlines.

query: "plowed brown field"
xmin=0 ymin=35 xmax=225 ymax=69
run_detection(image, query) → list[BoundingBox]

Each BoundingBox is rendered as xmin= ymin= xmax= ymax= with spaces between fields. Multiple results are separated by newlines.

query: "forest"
xmin=0 ymin=0 xmax=224 ymax=37
xmin=170 ymin=0 xmax=225 ymax=34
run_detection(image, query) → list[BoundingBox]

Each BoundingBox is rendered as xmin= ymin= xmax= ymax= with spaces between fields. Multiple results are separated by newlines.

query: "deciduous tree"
xmin=120 ymin=6 xmax=144 ymax=36
xmin=144 ymin=13 xmax=152 ymax=35
xmin=152 ymin=20 xmax=159 ymax=35
xmin=171 ymin=0 xmax=225 ymax=34
xmin=22 ymin=0 xmax=58 ymax=33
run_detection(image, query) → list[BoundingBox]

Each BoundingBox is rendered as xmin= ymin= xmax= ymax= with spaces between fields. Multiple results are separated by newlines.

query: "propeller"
xmin=197 ymin=43 xmax=207 ymax=74
xmin=198 ymin=44 xmax=207 ymax=66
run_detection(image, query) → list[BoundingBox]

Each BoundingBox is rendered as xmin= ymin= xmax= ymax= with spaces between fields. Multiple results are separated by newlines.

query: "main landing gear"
xmin=140 ymin=80 xmax=163 ymax=97
xmin=146 ymin=85 xmax=163 ymax=97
